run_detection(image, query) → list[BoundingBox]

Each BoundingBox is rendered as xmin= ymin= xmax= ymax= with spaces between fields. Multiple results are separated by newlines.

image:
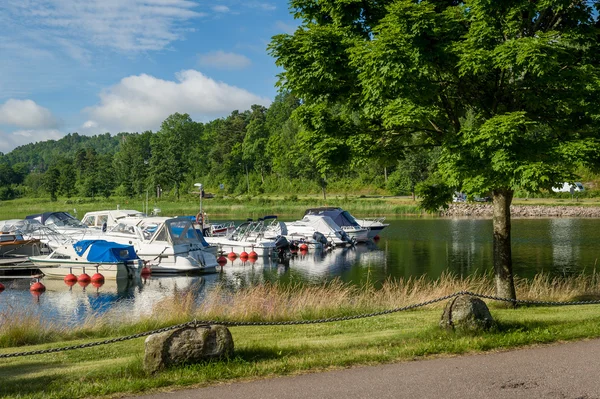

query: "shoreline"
xmin=440 ymin=203 xmax=600 ymax=218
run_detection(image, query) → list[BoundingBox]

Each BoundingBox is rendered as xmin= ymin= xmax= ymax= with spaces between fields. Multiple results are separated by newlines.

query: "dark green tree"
xmin=242 ymin=105 xmax=270 ymax=184
xmin=271 ymin=0 xmax=600 ymax=299
xmin=114 ymin=132 xmax=152 ymax=197
xmin=43 ymin=166 xmax=61 ymax=201
xmin=150 ymin=113 xmax=196 ymax=199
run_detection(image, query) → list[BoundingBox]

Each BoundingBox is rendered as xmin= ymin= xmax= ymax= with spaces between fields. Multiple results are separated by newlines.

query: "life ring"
xmin=196 ymin=212 xmax=205 ymax=225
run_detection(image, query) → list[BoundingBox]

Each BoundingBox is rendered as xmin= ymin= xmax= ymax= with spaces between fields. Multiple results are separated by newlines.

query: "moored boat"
xmin=304 ymin=207 xmax=374 ymax=242
xmin=29 ymin=239 xmax=143 ymax=280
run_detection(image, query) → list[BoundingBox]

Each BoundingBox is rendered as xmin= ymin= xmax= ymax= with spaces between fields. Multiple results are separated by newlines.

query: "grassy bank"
xmin=1 ymin=194 xmax=599 ymax=221
xmin=0 ymin=195 xmax=424 ymax=221
xmin=3 ymin=273 xmax=600 ymax=398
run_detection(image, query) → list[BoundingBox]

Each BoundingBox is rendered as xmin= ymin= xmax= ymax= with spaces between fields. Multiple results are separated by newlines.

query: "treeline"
xmin=0 ymin=92 xmax=426 ymax=202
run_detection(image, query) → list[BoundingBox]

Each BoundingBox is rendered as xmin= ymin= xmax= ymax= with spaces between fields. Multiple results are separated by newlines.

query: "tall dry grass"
xmin=192 ymin=270 xmax=600 ymax=321
xmin=4 ymin=271 xmax=600 ymax=348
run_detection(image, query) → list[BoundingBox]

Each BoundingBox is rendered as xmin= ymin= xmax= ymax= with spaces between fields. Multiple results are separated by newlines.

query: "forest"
xmin=0 ymin=92 xmax=423 ymax=202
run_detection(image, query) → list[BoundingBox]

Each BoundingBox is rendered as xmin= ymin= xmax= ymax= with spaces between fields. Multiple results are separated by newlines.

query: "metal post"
xmin=194 ymin=183 xmax=203 ymax=228
xmin=245 ymin=164 xmax=250 ymax=193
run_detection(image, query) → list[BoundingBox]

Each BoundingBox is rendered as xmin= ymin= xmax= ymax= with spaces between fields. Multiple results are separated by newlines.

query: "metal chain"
xmin=4 ymin=290 xmax=600 ymax=359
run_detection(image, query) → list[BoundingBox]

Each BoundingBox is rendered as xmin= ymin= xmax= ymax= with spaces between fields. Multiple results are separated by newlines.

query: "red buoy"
xmin=248 ymin=250 xmax=258 ymax=259
xmin=91 ymin=273 xmax=105 ymax=283
xmin=248 ymin=256 xmax=257 ymax=264
xmin=78 ymin=280 xmax=90 ymax=288
xmin=78 ymin=273 xmax=91 ymax=283
xmin=299 ymin=243 xmax=309 ymax=251
xmin=92 ymin=280 xmax=104 ymax=289
xmin=141 ymin=266 xmax=152 ymax=277
xmin=0 ymin=282 xmax=5 ymax=292
xmin=240 ymin=250 xmax=249 ymax=259
xmin=228 ymin=251 xmax=237 ymax=259
xmin=217 ymin=256 xmax=227 ymax=266
xmin=30 ymin=281 xmax=46 ymax=292
xmin=64 ymin=273 xmax=77 ymax=284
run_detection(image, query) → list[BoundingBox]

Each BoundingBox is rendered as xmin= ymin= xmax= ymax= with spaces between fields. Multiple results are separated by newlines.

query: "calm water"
xmin=1 ymin=217 xmax=599 ymax=327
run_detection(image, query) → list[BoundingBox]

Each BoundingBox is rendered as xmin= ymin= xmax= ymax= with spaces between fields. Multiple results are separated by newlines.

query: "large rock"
xmin=144 ymin=324 xmax=234 ymax=373
xmin=440 ymin=295 xmax=494 ymax=332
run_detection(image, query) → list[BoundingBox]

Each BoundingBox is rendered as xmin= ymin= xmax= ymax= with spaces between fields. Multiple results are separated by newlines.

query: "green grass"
xmin=2 ymin=194 xmax=599 ymax=222
xmin=0 ymin=195 xmax=425 ymax=221
xmin=3 ymin=305 xmax=600 ymax=399
xmin=5 ymin=274 xmax=600 ymax=398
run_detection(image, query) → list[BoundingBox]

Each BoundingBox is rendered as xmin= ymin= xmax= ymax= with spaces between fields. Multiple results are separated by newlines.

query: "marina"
xmin=1 ymin=217 xmax=599 ymax=327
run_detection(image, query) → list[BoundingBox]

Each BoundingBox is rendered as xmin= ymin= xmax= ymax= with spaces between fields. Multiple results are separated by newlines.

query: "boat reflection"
xmin=0 ymin=241 xmax=386 ymax=327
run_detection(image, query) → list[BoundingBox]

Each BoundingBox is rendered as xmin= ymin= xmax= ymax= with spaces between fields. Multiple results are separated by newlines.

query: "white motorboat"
xmin=24 ymin=212 xmax=91 ymax=248
xmin=205 ymin=217 xmax=290 ymax=258
xmin=284 ymin=214 xmax=354 ymax=247
xmin=80 ymin=209 xmax=146 ymax=230
xmin=260 ymin=215 xmax=327 ymax=251
xmin=304 ymin=208 xmax=373 ymax=242
xmin=96 ymin=217 xmax=219 ymax=274
xmin=353 ymin=217 xmax=389 ymax=239
xmin=29 ymin=239 xmax=143 ymax=280
xmin=0 ymin=221 xmax=43 ymax=258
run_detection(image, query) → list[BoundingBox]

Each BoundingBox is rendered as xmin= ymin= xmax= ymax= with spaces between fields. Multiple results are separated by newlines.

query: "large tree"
xmin=270 ymin=0 xmax=600 ymax=299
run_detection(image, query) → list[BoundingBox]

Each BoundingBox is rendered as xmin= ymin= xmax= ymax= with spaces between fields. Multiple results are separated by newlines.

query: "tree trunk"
xmin=492 ymin=188 xmax=516 ymax=303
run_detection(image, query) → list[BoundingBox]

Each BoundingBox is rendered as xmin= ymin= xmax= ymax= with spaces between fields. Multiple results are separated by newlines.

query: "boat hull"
xmin=30 ymin=258 xmax=143 ymax=280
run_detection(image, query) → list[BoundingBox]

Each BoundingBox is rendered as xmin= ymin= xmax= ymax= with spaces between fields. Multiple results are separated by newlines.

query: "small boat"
xmin=0 ymin=223 xmax=43 ymax=257
xmin=285 ymin=214 xmax=354 ymax=247
xmin=205 ymin=217 xmax=290 ymax=258
xmin=352 ymin=217 xmax=389 ymax=239
xmin=29 ymin=239 xmax=143 ymax=280
xmin=304 ymin=208 xmax=373 ymax=242
xmin=80 ymin=209 xmax=146 ymax=230
xmin=89 ymin=217 xmax=219 ymax=274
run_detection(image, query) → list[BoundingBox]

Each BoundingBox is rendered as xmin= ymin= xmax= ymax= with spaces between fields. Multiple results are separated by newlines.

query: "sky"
xmin=0 ymin=0 xmax=298 ymax=153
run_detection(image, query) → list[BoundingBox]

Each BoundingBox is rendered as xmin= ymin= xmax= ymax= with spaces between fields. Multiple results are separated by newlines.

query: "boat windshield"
xmin=46 ymin=212 xmax=86 ymax=228
xmin=167 ymin=219 xmax=199 ymax=244
xmin=109 ymin=223 xmax=141 ymax=239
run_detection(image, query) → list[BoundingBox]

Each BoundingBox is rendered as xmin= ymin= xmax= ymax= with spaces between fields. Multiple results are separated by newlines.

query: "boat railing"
xmin=359 ymin=217 xmax=387 ymax=224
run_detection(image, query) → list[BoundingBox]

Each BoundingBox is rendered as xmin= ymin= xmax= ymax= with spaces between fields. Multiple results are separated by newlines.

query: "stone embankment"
xmin=440 ymin=203 xmax=600 ymax=218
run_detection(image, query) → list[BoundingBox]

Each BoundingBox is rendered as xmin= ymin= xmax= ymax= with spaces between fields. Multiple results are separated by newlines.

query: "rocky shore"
xmin=440 ymin=203 xmax=600 ymax=218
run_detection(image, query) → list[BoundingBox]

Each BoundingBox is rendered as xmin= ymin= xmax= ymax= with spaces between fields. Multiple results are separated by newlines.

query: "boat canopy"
xmin=73 ymin=240 xmax=139 ymax=263
xmin=26 ymin=212 xmax=86 ymax=228
xmin=304 ymin=208 xmax=360 ymax=228
xmin=300 ymin=215 xmax=342 ymax=232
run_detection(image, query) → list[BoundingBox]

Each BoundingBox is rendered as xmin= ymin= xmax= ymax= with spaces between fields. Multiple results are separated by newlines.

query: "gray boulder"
xmin=144 ymin=324 xmax=234 ymax=373
xmin=440 ymin=295 xmax=494 ymax=332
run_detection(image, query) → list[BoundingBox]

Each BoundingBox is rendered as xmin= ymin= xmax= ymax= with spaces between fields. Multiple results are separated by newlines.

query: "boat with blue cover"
xmin=29 ymin=239 xmax=143 ymax=280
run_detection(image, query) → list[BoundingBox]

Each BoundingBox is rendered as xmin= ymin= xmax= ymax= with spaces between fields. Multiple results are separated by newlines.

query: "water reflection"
xmin=1 ymin=217 xmax=599 ymax=327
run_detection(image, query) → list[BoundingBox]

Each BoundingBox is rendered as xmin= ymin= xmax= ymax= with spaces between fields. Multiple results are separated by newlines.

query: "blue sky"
xmin=0 ymin=0 xmax=297 ymax=153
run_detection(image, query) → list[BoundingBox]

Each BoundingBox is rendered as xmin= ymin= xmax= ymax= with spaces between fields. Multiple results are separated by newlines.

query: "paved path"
xmin=136 ymin=339 xmax=600 ymax=399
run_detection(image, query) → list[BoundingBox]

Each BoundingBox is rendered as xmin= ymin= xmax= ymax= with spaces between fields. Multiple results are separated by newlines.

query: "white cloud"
xmin=3 ymin=0 xmax=204 ymax=54
xmin=0 ymin=99 xmax=60 ymax=129
xmin=212 ymin=5 xmax=230 ymax=13
xmin=84 ymin=70 xmax=270 ymax=132
xmin=0 ymin=129 xmax=65 ymax=153
xmin=198 ymin=50 xmax=252 ymax=70
xmin=247 ymin=2 xmax=276 ymax=11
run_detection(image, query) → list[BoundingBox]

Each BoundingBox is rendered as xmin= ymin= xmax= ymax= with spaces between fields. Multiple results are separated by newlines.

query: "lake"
xmin=1 ymin=217 xmax=599 ymax=327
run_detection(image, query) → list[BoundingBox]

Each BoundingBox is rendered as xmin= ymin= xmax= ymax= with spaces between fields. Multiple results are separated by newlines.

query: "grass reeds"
xmin=4 ymin=271 xmax=600 ymax=348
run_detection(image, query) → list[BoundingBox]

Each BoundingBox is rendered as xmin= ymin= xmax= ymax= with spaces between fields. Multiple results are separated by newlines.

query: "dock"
xmin=0 ymin=255 xmax=41 ymax=275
